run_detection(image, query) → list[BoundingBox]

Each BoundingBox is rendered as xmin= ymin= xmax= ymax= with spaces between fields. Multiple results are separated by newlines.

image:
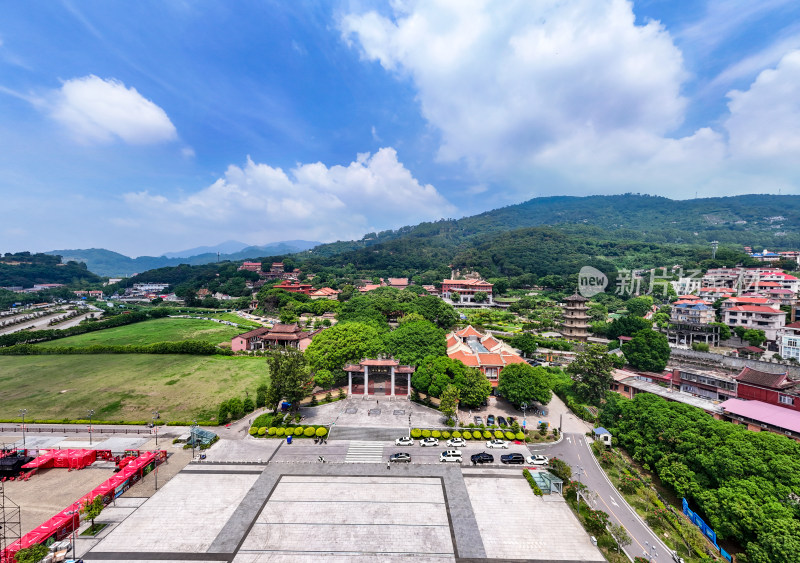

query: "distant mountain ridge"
xmin=46 ymin=240 xmax=321 ymax=277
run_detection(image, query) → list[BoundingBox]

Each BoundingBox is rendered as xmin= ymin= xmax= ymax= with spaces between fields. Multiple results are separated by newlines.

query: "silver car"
xmin=420 ymin=437 xmax=440 ymax=447
xmin=446 ymin=437 xmax=467 ymax=447
xmin=395 ymin=436 xmax=414 ymax=446
xmin=485 ymin=439 xmax=509 ymax=449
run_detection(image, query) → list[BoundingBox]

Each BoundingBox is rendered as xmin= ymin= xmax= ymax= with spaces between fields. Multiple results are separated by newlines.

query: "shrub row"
xmin=410 ymin=428 xmax=525 ymax=441
xmin=248 ymin=425 xmax=329 ymax=438
xmin=0 ymin=418 xmax=216 ymax=426
xmin=0 ymin=340 xmax=231 ymax=356
xmin=522 ymin=469 xmax=544 ymax=496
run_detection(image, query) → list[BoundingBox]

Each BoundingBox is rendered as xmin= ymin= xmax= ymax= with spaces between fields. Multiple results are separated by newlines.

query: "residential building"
xmin=441 ymin=278 xmax=494 ymax=303
xmin=703 ymin=267 xmax=799 ymax=294
xmin=358 ymin=283 xmax=384 ymax=294
xmin=720 ymin=296 xmax=779 ymax=310
xmin=238 ymin=262 xmax=262 ymax=273
xmin=762 ymin=288 xmax=797 ymax=307
xmin=132 ymin=282 xmax=170 ymax=293
xmin=723 ymin=305 xmax=786 ymax=341
xmin=670 ymin=301 xmax=715 ymax=324
xmin=735 ymin=366 xmax=800 ymax=412
xmin=32 ymin=283 xmax=65 ymax=290
xmin=674 ymin=367 xmax=737 ymax=401
xmin=309 ymin=287 xmax=340 ymax=300
xmin=697 ymin=287 xmax=737 ymax=300
xmin=749 ymin=249 xmax=781 ymax=262
xmin=445 ymin=325 xmax=526 ymax=385
xmin=609 ymin=369 xmax=723 ymax=416
xmin=718 ymin=399 xmax=800 ymax=441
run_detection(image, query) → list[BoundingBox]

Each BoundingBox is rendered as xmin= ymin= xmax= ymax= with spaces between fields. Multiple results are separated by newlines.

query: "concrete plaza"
xmin=79 ymin=460 xmax=603 ymax=563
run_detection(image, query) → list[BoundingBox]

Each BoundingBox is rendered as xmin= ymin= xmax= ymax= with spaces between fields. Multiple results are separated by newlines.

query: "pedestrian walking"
xmin=387 ymin=461 xmax=390 ymax=470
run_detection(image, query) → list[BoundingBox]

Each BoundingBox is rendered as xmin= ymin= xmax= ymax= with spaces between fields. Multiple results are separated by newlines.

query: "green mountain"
xmin=0 ymin=252 xmax=102 ymax=288
xmin=46 ymin=240 xmax=321 ymax=277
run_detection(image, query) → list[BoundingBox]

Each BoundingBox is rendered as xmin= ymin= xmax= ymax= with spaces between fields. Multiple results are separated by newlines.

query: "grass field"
xmin=37 ymin=317 xmax=243 ymax=348
xmin=0 ymin=354 xmax=267 ymax=421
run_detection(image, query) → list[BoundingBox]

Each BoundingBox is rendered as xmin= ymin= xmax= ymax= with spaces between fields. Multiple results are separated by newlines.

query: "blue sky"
xmin=2 ymin=0 xmax=800 ymax=257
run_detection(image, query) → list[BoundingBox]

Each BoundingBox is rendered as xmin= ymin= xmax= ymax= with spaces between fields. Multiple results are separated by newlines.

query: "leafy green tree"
xmin=217 ymin=401 xmax=229 ymax=423
xmin=82 ymin=495 xmax=105 ymax=532
xmin=398 ymin=312 xmax=426 ymax=325
xmin=710 ymin=322 xmax=731 ymax=340
xmin=304 ymin=322 xmax=384 ymax=378
xmin=227 ymin=397 xmax=244 ymax=419
xmin=255 ymin=383 xmax=268 ymax=408
xmin=439 ymin=384 xmax=460 ymax=422
xmin=497 ymin=363 xmax=551 ymax=407
xmin=587 ymin=302 xmax=608 ymax=322
xmin=382 ymin=319 xmax=446 ymax=365
xmin=566 ymin=343 xmax=615 ymax=405
xmin=622 ymin=329 xmax=670 ymax=372
xmin=608 ymin=522 xmax=631 ymax=553
xmin=337 ymin=284 xmax=354 ymax=302
xmin=264 ymin=348 xmax=312 ymax=413
xmin=13 ymin=544 xmax=49 ymax=563
xmin=473 ymin=291 xmax=488 ymax=303
xmin=606 ymin=315 xmax=651 ymax=340
xmin=625 ymin=295 xmax=654 ymax=317
xmin=242 ymin=396 xmax=255 ymax=412
xmin=743 ymin=328 xmax=766 ymax=347
xmin=314 ymin=368 xmax=335 ymax=391
xmin=511 ymin=332 xmax=538 ymax=357
xmin=584 ymin=508 xmax=611 ymax=535
xmin=734 ymin=325 xmax=747 ymax=340
xmin=457 ymin=366 xmax=493 ymax=408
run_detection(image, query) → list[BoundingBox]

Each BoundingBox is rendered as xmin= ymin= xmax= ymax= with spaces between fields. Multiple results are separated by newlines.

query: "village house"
xmin=309 ymin=287 xmax=340 ymax=300
xmin=722 ymin=305 xmax=786 ymax=341
xmin=273 ymin=279 xmax=313 ymax=295
xmin=778 ymin=322 xmax=800 ymax=362
xmin=445 ymin=325 xmax=526 ymax=385
xmin=231 ymin=323 xmax=319 ymax=352
xmin=670 ymin=300 xmax=715 ymax=324
xmin=237 ymin=261 xmax=262 ymax=273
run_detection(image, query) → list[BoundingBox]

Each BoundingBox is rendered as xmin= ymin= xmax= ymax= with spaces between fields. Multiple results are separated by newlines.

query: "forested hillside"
xmin=0 ymin=252 xmax=101 ymax=288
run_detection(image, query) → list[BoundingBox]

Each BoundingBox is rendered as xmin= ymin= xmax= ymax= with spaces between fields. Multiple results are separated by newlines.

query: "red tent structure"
xmin=1 ymin=450 xmax=163 ymax=563
xmin=22 ymin=449 xmax=105 ymax=471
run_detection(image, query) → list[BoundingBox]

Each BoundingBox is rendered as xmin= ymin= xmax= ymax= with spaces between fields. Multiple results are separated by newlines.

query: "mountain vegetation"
xmin=0 ymin=252 xmax=101 ymax=288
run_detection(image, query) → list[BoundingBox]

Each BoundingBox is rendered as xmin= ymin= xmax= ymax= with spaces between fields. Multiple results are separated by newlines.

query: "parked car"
xmin=526 ymin=454 xmax=549 ymax=466
xmin=474 ymin=416 xmax=484 ymax=426
xmin=485 ymin=439 xmax=509 ymax=449
xmin=395 ymin=436 xmax=414 ymax=446
xmin=420 ymin=437 xmax=440 ymax=447
xmin=487 ymin=414 xmax=496 ymax=425
xmin=439 ymin=450 xmax=463 ymax=463
xmin=390 ymin=453 xmax=411 ymax=463
xmin=501 ymin=453 xmax=525 ymax=464
xmin=446 ymin=437 xmax=467 ymax=447
xmin=497 ymin=416 xmax=507 ymax=427
xmin=507 ymin=416 xmax=516 ymax=425
xmin=470 ymin=452 xmax=494 ymax=464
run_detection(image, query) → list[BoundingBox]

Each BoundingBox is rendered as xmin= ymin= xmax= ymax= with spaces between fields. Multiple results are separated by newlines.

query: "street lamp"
xmin=191 ymin=420 xmax=198 ymax=459
xmin=575 ymin=466 xmax=584 ymax=505
xmin=88 ymin=409 xmax=95 ymax=445
xmin=152 ymin=410 xmax=160 ymax=446
xmin=19 ymin=409 xmax=27 ymax=450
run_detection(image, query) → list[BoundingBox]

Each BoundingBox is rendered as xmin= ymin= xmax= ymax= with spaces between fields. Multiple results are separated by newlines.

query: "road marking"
xmin=610 ymin=496 xmax=619 ymax=507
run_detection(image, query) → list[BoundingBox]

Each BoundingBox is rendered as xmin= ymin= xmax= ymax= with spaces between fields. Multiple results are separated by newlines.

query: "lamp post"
xmin=575 ymin=466 xmax=584 ymax=505
xmin=191 ymin=420 xmax=198 ymax=459
xmin=19 ymin=409 xmax=27 ymax=450
xmin=88 ymin=409 xmax=95 ymax=445
xmin=152 ymin=410 xmax=159 ymax=446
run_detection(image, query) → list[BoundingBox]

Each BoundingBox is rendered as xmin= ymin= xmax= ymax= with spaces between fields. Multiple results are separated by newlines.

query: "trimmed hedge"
xmin=462 ymin=431 xmax=472 ymax=440
xmin=248 ymin=427 xmax=258 ymax=435
xmin=523 ymin=469 xmax=544 ymax=496
xmin=268 ymin=427 xmax=277 ymax=435
xmin=303 ymin=427 xmax=315 ymax=437
xmin=483 ymin=430 xmax=492 ymax=439
xmin=258 ymin=427 xmax=267 ymax=436
xmin=0 ymin=340 xmax=228 ymax=356
xmin=421 ymin=429 xmax=432 ymax=438
xmin=505 ymin=431 xmax=515 ymax=440
xmin=431 ymin=430 xmax=441 ymax=438
xmin=515 ymin=432 xmax=526 ymax=441
xmin=411 ymin=428 xmax=422 ymax=438
xmin=315 ymin=427 xmax=328 ymax=437
xmin=494 ymin=430 xmax=504 ymax=439
xmin=452 ymin=431 xmax=461 ymax=438
xmin=442 ymin=431 xmax=450 ymax=439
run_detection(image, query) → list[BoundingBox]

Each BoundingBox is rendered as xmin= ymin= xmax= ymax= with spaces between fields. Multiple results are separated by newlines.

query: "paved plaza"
xmin=79 ymin=459 xmax=603 ymax=563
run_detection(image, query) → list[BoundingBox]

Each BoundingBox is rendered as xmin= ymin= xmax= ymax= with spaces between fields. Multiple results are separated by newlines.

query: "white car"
xmin=395 ymin=436 xmax=414 ymax=446
xmin=420 ymin=437 xmax=440 ymax=447
xmin=485 ymin=439 xmax=509 ymax=449
xmin=526 ymin=454 xmax=549 ymax=466
xmin=446 ymin=437 xmax=467 ymax=447
xmin=439 ymin=450 xmax=463 ymax=463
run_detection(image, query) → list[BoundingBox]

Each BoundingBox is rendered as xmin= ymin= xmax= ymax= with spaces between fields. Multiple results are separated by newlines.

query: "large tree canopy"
xmin=606 ymin=315 xmax=652 ymax=340
xmin=622 ymin=329 xmax=670 ymax=372
xmin=412 ymin=355 xmax=491 ymax=404
xmin=265 ymin=348 xmax=312 ymax=413
xmin=497 ymin=363 xmax=551 ymax=407
xmin=304 ymin=322 xmax=384 ymax=378
xmin=381 ymin=319 xmax=446 ymax=366
xmin=566 ymin=343 xmax=616 ymax=405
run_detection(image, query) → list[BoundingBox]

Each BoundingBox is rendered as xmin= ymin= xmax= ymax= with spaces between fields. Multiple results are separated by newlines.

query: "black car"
xmin=501 ymin=453 xmax=525 ymax=465
xmin=470 ymin=452 xmax=494 ymax=464
xmin=497 ymin=416 xmax=507 ymax=427
xmin=487 ymin=414 xmax=495 ymax=425
xmin=507 ymin=416 xmax=516 ymax=425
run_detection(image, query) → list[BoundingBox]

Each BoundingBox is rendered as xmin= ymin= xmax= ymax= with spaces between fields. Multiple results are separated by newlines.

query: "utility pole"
xmin=152 ymin=410 xmax=160 ymax=446
xmin=711 ymin=240 xmax=719 ymax=260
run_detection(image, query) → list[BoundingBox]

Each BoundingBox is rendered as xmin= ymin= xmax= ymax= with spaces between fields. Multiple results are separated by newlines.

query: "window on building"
xmin=485 ymin=368 xmax=498 ymax=379
xmin=779 ymin=394 xmax=795 ymax=406
xmin=623 ymin=386 xmax=630 ymax=392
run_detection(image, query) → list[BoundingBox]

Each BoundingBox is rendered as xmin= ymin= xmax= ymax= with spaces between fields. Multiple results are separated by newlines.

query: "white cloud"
xmin=340 ymin=0 xmax=800 ymax=197
xmin=725 ymin=50 xmax=800 ymax=162
xmin=124 ymin=147 xmax=455 ymax=242
xmin=49 ymin=75 xmax=177 ymax=144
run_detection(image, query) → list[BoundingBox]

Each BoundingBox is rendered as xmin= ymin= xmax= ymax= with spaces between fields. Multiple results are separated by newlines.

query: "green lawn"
xmin=37 ymin=317 xmax=244 ymax=348
xmin=0 ymin=354 xmax=267 ymax=421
